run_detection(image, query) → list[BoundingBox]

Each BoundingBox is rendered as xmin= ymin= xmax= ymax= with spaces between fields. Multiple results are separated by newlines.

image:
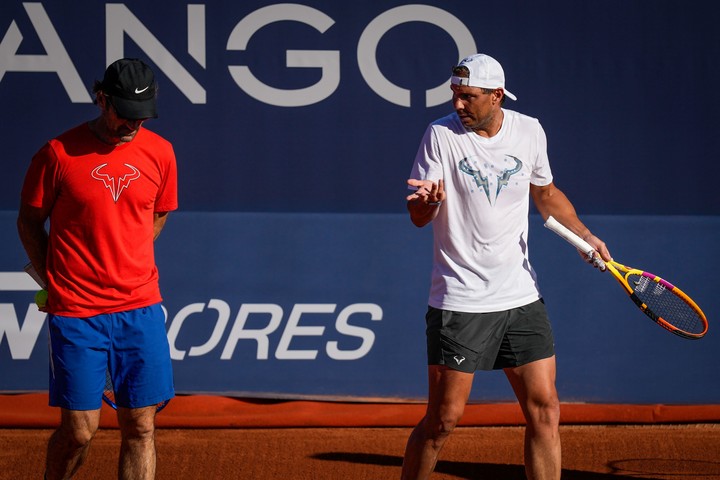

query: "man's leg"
xmin=401 ymin=365 xmax=474 ymax=480
xmin=45 ymin=408 xmax=101 ymax=480
xmin=117 ymin=406 xmax=158 ymax=480
xmin=505 ymin=356 xmax=561 ymax=480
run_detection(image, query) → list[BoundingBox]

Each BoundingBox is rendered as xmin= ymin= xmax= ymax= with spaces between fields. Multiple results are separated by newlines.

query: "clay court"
xmin=1 ymin=394 xmax=719 ymax=479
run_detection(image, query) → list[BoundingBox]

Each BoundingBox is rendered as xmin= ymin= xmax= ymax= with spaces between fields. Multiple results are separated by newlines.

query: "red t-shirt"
xmin=21 ymin=123 xmax=178 ymax=316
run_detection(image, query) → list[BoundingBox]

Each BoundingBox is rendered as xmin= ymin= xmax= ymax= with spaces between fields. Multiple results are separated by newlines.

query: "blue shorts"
xmin=48 ymin=303 xmax=174 ymax=410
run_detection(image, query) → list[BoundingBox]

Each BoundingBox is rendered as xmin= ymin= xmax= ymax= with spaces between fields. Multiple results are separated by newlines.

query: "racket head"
xmin=102 ymin=369 xmax=118 ymax=410
xmin=102 ymin=369 xmax=170 ymax=412
xmin=608 ymin=261 xmax=708 ymax=339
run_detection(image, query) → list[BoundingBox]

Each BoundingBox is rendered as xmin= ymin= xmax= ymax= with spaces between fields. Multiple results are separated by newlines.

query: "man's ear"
xmin=97 ymin=93 xmax=111 ymax=112
xmin=493 ymin=88 xmax=504 ymax=105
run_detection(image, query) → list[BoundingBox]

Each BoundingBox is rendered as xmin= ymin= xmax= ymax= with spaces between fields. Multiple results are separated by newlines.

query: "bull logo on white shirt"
xmin=91 ymin=163 xmax=141 ymax=202
xmin=459 ymin=155 xmax=523 ymax=205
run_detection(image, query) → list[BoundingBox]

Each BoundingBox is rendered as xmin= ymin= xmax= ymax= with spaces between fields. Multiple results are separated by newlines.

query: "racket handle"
xmin=24 ymin=262 xmax=47 ymax=289
xmin=543 ymin=216 xmax=606 ymax=269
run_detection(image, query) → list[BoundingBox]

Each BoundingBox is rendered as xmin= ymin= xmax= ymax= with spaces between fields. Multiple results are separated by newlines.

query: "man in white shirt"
xmin=402 ymin=53 xmax=611 ymax=480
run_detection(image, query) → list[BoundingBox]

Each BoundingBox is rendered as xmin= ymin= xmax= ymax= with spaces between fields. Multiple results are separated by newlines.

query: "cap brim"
xmin=111 ymin=96 xmax=158 ymax=120
xmin=503 ymin=89 xmax=517 ymax=101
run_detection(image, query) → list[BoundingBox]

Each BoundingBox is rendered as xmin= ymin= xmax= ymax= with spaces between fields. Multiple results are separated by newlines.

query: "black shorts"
xmin=425 ymin=299 xmax=555 ymax=372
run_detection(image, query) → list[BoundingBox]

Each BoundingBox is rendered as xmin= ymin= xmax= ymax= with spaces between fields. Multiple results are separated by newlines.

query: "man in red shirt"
xmin=17 ymin=58 xmax=177 ymax=480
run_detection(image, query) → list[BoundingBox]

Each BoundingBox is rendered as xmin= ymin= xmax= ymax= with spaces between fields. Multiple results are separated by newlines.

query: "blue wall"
xmin=1 ymin=1 xmax=718 ymax=403
xmin=2 ymin=213 xmax=718 ymax=403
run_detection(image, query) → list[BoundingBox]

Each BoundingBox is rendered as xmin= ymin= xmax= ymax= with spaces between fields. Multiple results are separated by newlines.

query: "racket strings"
xmin=631 ymin=275 xmax=705 ymax=334
xmin=103 ymin=369 xmax=118 ymax=409
xmin=104 ymin=369 xmax=169 ymax=411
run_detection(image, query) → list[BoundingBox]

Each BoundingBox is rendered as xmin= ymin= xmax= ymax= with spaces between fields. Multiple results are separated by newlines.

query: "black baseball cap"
xmin=100 ymin=58 xmax=158 ymax=120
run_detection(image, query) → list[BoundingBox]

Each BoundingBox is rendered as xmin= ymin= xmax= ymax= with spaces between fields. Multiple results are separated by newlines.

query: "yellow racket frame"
xmin=544 ymin=216 xmax=708 ymax=340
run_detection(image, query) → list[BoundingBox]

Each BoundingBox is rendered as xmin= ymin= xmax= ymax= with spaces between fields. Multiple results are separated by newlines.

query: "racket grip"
xmin=24 ymin=262 xmax=47 ymax=289
xmin=543 ymin=216 xmax=606 ymax=269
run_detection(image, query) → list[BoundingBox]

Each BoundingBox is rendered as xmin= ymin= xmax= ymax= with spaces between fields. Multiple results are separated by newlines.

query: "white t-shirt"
xmin=410 ymin=109 xmax=553 ymax=313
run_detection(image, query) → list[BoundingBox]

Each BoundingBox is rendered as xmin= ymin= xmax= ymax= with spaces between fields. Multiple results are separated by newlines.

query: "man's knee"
xmin=55 ymin=425 xmax=96 ymax=450
xmin=436 ymin=416 xmax=460 ymax=438
xmin=118 ymin=407 xmax=157 ymax=441
xmin=425 ymin=406 xmax=464 ymax=441
xmin=526 ymin=396 xmax=560 ymax=430
xmin=56 ymin=410 xmax=100 ymax=448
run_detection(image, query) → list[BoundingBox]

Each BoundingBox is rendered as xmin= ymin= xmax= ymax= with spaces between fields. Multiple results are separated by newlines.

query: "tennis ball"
xmin=35 ymin=289 xmax=48 ymax=308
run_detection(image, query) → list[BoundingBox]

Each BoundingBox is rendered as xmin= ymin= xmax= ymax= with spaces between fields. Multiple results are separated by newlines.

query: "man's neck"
xmin=88 ymin=118 xmax=127 ymax=146
xmin=473 ymin=109 xmax=504 ymax=138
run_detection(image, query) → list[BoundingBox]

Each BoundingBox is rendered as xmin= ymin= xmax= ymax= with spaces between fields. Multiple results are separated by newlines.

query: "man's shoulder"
xmin=52 ymin=122 xmax=90 ymax=142
xmin=503 ymin=108 xmax=541 ymax=128
xmin=136 ymin=126 xmax=170 ymax=142
xmin=135 ymin=127 xmax=174 ymax=150
xmin=43 ymin=123 xmax=92 ymax=158
xmin=430 ymin=112 xmax=459 ymax=127
xmin=427 ymin=112 xmax=464 ymax=136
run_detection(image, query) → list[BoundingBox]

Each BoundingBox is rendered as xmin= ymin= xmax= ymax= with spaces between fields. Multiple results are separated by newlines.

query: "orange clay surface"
xmin=1 ymin=394 xmax=718 ymax=479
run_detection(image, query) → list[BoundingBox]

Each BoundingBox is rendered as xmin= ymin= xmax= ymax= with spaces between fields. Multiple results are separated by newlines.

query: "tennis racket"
xmin=543 ymin=216 xmax=708 ymax=339
xmin=23 ymin=262 xmax=48 ymax=308
xmin=23 ymin=262 xmax=47 ymax=289
xmin=103 ymin=368 xmax=170 ymax=412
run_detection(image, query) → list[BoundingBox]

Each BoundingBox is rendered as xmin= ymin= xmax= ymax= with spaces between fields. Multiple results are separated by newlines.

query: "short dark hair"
xmin=452 ymin=65 xmax=469 ymax=77
xmin=92 ymin=80 xmax=103 ymax=105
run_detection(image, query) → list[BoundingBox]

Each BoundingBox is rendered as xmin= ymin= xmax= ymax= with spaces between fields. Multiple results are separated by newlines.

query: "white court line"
xmin=0 ymin=272 xmax=40 ymax=291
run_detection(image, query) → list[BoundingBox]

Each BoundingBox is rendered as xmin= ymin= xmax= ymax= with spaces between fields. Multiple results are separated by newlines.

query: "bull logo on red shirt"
xmin=91 ymin=163 xmax=141 ymax=202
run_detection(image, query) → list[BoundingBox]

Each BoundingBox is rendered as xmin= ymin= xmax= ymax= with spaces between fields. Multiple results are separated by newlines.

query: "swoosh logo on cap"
xmin=134 ymin=86 xmax=149 ymax=94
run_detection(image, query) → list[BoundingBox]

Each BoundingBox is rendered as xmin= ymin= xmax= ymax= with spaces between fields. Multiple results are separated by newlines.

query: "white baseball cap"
xmin=451 ymin=54 xmax=517 ymax=101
